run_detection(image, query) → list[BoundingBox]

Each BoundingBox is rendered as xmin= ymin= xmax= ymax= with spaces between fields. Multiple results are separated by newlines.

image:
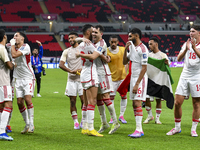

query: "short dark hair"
xmin=149 ymin=37 xmax=160 ymax=47
xmin=17 ymin=31 xmax=28 ymax=43
xmin=82 ymin=24 xmax=93 ymax=35
xmin=68 ymin=32 xmax=78 ymax=37
xmin=94 ymin=25 xmax=104 ymax=33
xmin=129 ymin=28 xmax=142 ymax=39
xmin=191 ymin=25 xmax=200 ymax=31
xmin=109 ymin=35 xmax=118 ymax=40
xmin=0 ymin=29 xmax=5 ymax=42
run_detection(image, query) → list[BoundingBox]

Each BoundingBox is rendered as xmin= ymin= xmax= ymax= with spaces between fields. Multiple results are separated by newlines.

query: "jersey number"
xmin=189 ymin=52 xmax=196 ymax=59
xmin=196 ymin=85 xmax=200 ymax=91
xmin=100 ymin=81 xmax=106 ymax=89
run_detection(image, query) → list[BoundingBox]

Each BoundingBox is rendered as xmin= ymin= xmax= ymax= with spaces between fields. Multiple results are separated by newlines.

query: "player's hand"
xmin=125 ymin=41 xmax=131 ymax=50
xmin=83 ymin=38 xmax=91 ymax=45
xmin=75 ymin=51 xmax=80 ymax=58
xmin=191 ymin=38 xmax=196 ymax=50
xmin=164 ymin=59 xmax=169 ymax=65
xmin=36 ymin=40 xmax=42 ymax=46
xmin=106 ymin=55 xmax=111 ymax=63
xmin=132 ymin=84 xmax=138 ymax=94
xmin=10 ymin=38 xmax=16 ymax=46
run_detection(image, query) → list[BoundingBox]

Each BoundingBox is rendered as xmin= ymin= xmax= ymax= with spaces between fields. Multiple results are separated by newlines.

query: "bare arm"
xmin=99 ymin=54 xmax=110 ymax=63
xmin=76 ymin=51 xmax=100 ymax=60
xmin=123 ymin=42 xmax=131 ymax=65
xmin=125 ymin=63 xmax=129 ymax=75
xmin=132 ymin=65 xmax=147 ymax=94
xmin=59 ymin=60 xmax=80 ymax=74
xmin=11 ymin=45 xmax=23 ymax=58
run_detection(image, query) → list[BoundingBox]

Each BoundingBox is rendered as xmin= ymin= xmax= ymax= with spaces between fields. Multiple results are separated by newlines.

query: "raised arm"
xmin=10 ymin=39 xmax=22 ymax=58
xmin=123 ymin=42 xmax=131 ymax=65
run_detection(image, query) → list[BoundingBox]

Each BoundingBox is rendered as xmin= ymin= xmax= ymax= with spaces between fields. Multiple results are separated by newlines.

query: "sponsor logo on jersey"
xmin=143 ymin=54 xmax=147 ymax=59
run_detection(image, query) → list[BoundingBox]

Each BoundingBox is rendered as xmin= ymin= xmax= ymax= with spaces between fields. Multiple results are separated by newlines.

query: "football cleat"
xmin=155 ymin=118 xmax=162 ymax=124
xmin=129 ymin=130 xmax=142 ymax=138
xmin=21 ymin=125 xmax=29 ymax=134
xmin=88 ymin=129 xmax=103 ymax=137
xmin=74 ymin=122 xmax=80 ymax=130
xmin=166 ymin=128 xmax=181 ymax=135
xmin=6 ymin=125 xmax=12 ymax=133
xmin=98 ymin=123 xmax=110 ymax=133
xmin=108 ymin=123 xmax=120 ymax=134
xmin=37 ymin=94 xmax=42 ymax=97
xmin=143 ymin=116 xmax=154 ymax=124
xmin=191 ymin=131 xmax=198 ymax=137
xmin=28 ymin=125 xmax=35 ymax=133
xmin=0 ymin=133 xmax=13 ymax=141
xmin=119 ymin=116 xmax=127 ymax=124
xmin=81 ymin=129 xmax=89 ymax=135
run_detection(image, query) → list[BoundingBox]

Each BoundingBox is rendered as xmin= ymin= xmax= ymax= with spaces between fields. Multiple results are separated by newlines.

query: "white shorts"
xmin=15 ymin=79 xmax=34 ymax=98
xmin=98 ymin=74 xmax=113 ymax=94
xmin=110 ymin=80 xmax=124 ymax=96
xmin=146 ymin=95 xmax=161 ymax=101
xmin=175 ymin=78 xmax=200 ymax=97
xmin=65 ymin=81 xmax=83 ymax=96
xmin=130 ymin=75 xmax=147 ymax=101
xmin=81 ymin=79 xmax=99 ymax=90
xmin=0 ymin=85 xmax=12 ymax=103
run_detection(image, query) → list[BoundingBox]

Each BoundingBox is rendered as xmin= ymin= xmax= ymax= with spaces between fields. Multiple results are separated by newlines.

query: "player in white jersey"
xmin=0 ymin=29 xmax=14 ymax=141
xmin=59 ymin=32 xmax=84 ymax=130
xmin=123 ymin=28 xmax=148 ymax=138
xmin=10 ymin=31 xmax=35 ymax=134
xmin=143 ymin=37 xmax=169 ymax=125
xmin=167 ymin=25 xmax=200 ymax=137
xmin=76 ymin=24 xmax=103 ymax=137
xmin=76 ymin=25 xmax=120 ymax=134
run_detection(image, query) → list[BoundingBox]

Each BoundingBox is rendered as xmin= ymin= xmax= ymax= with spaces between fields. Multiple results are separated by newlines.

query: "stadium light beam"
xmin=119 ymin=16 xmax=122 ymax=19
xmin=48 ymin=16 xmax=51 ymax=19
xmin=186 ymin=16 xmax=189 ymax=20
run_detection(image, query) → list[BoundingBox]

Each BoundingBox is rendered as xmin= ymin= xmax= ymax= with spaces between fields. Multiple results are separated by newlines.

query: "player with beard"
xmin=10 ymin=32 xmax=35 ymax=134
xmin=59 ymin=32 xmax=84 ymax=130
xmin=123 ymin=28 xmax=148 ymax=138
xmin=76 ymin=25 xmax=120 ymax=135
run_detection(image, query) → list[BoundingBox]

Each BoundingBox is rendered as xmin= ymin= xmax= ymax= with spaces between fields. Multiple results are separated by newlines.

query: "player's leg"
xmin=36 ymin=73 xmax=41 ymax=97
xmin=97 ymin=93 xmax=109 ymax=133
xmin=143 ymin=97 xmax=154 ymax=124
xmin=78 ymin=81 xmax=84 ymax=128
xmin=128 ymin=76 xmax=147 ymax=138
xmin=155 ymin=98 xmax=162 ymax=124
xmin=81 ymin=90 xmax=88 ymax=134
xmin=24 ymin=79 xmax=35 ymax=133
xmin=166 ymin=94 xmax=184 ymax=135
xmin=0 ymin=86 xmax=13 ymax=141
xmin=109 ymin=80 xmax=117 ymax=124
xmin=191 ymin=97 xmax=200 ymax=137
xmin=86 ymin=86 xmax=103 ymax=137
xmin=166 ymin=78 xmax=186 ymax=135
xmin=69 ymin=96 xmax=80 ymax=129
xmin=118 ymin=79 xmax=127 ymax=123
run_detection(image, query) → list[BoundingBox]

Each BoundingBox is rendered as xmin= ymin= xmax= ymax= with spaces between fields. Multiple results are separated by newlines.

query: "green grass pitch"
xmin=2 ymin=67 xmax=200 ymax=150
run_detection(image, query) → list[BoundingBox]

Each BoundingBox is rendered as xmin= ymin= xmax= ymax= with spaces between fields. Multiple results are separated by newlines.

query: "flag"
xmin=147 ymin=57 xmax=174 ymax=109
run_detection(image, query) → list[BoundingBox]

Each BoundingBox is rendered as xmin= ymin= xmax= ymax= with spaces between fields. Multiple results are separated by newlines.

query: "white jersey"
xmin=127 ymin=41 xmax=148 ymax=77
xmin=78 ymin=42 xmax=100 ymax=83
xmin=180 ymin=42 xmax=200 ymax=79
xmin=13 ymin=44 xmax=35 ymax=80
xmin=60 ymin=46 xmax=82 ymax=82
xmin=0 ymin=44 xmax=10 ymax=86
xmin=149 ymin=51 xmax=169 ymax=60
xmin=94 ymin=39 xmax=111 ymax=75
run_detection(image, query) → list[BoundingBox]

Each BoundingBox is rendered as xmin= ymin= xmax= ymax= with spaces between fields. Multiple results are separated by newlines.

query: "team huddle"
xmin=0 ymin=24 xmax=200 ymax=140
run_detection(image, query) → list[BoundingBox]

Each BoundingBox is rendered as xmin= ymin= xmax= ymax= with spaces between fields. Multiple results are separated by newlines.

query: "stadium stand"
xmin=45 ymin=0 xmax=111 ymax=22
xmin=0 ymin=0 xmax=43 ymax=22
xmin=175 ymin=0 xmax=200 ymax=17
xmin=112 ymin=0 xmax=178 ymax=22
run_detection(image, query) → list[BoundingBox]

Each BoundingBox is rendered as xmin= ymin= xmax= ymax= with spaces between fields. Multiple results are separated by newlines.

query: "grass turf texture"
xmin=2 ymin=67 xmax=199 ymax=150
